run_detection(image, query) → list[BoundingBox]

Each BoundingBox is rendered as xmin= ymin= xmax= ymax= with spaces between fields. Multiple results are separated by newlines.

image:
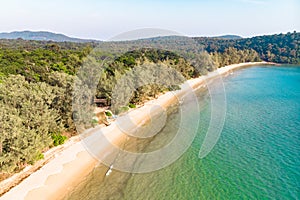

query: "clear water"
xmin=64 ymin=65 xmax=300 ymax=200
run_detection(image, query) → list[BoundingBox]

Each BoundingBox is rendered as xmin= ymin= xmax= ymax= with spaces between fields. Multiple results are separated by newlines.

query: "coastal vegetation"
xmin=195 ymin=31 xmax=299 ymax=64
xmin=0 ymin=32 xmax=299 ymax=177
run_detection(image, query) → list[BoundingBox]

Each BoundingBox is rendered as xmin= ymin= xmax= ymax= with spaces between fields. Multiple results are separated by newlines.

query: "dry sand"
xmin=0 ymin=62 xmax=274 ymax=200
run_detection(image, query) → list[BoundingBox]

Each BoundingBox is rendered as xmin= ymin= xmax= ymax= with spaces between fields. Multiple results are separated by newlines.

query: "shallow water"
xmin=64 ymin=65 xmax=300 ymax=200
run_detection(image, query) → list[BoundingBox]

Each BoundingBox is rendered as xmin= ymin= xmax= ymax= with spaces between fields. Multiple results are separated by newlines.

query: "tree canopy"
xmin=0 ymin=31 xmax=298 ymax=176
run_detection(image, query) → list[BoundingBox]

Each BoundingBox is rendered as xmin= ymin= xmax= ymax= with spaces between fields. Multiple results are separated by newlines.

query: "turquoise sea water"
xmin=65 ymin=65 xmax=300 ymax=200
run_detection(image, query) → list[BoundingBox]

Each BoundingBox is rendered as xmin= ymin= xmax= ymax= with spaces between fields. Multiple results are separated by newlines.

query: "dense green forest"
xmin=195 ymin=31 xmax=299 ymax=64
xmin=0 ymin=32 xmax=299 ymax=177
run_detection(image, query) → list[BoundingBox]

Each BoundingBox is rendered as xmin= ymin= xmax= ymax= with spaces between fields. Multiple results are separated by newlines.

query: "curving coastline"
xmin=0 ymin=62 xmax=276 ymax=200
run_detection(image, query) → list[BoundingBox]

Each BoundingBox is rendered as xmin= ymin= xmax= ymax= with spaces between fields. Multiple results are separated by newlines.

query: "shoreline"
xmin=0 ymin=61 xmax=276 ymax=200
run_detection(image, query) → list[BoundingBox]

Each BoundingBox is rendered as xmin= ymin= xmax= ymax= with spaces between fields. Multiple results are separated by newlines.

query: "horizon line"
xmin=0 ymin=29 xmax=298 ymax=42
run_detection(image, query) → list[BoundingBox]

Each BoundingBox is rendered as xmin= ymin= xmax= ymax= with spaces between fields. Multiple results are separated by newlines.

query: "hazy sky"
xmin=0 ymin=0 xmax=299 ymax=40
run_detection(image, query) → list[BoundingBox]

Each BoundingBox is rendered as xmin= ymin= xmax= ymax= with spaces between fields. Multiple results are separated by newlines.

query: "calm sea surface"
xmin=64 ymin=65 xmax=300 ymax=200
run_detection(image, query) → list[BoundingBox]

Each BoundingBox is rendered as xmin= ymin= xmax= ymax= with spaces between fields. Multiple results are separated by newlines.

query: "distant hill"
xmin=213 ymin=35 xmax=243 ymax=39
xmin=0 ymin=31 xmax=96 ymax=43
xmin=0 ymin=31 xmax=243 ymax=42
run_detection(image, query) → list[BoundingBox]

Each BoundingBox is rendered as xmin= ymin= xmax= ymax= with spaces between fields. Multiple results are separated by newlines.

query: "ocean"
xmin=64 ymin=65 xmax=300 ymax=200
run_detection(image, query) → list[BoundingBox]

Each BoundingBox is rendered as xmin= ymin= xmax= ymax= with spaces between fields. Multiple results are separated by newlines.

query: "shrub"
xmin=28 ymin=153 xmax=45 ymax=165
xmin=51 ymin=133 xmax=67 ymax=146
xmin=105 ymin=111 xmax=113 ymax=116
xmin=128 ymin=103 xmax=136 ymax=108
xmin=91 ymin=118 xmax=99 ymax=126
xmin=116 ymin=106 xmax=129 ymax=114
xmin=168 ymin=85 xmax=181 ymax=91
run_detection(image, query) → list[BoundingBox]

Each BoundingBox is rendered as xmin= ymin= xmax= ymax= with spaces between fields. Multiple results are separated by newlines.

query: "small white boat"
xmin=105 ymin=165 xmax=113 ymax=176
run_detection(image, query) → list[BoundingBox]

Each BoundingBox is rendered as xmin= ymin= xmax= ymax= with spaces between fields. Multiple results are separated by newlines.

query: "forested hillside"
xmin=0 ymin=32 xmax=298 ymax=178
xmin=194 ymin=31 xmax=299 ymax=64
xmin=0 ymin=31 xmax=95 ymax=43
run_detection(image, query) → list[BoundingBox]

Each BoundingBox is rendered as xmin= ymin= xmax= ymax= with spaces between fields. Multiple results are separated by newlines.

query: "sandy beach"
xmin=0 ymin=61 xmax=275 ymax=200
